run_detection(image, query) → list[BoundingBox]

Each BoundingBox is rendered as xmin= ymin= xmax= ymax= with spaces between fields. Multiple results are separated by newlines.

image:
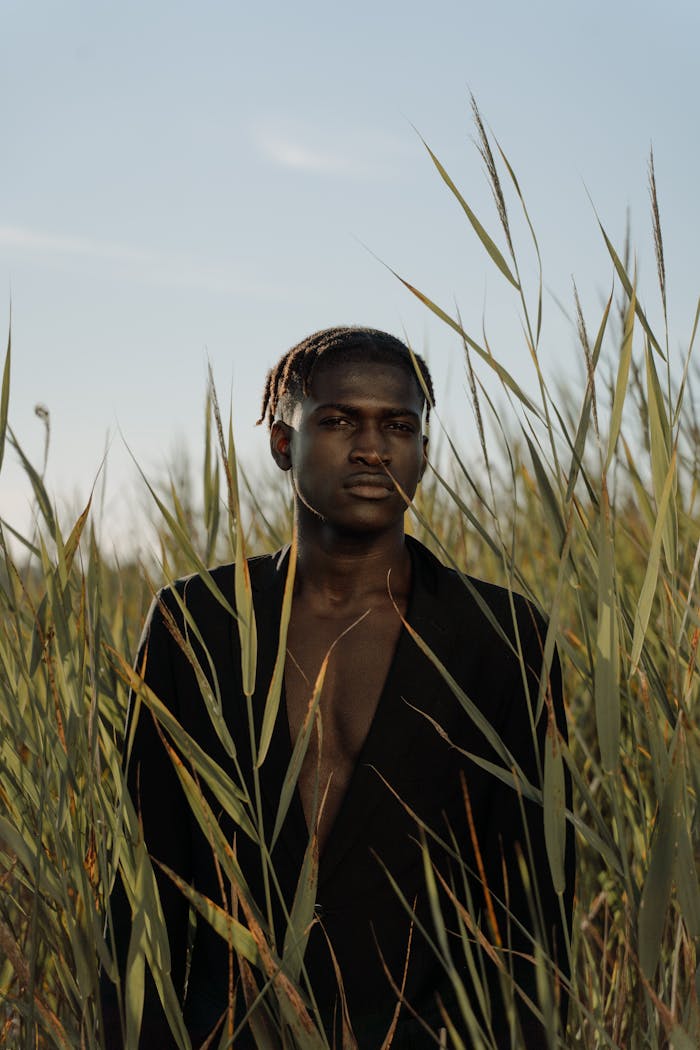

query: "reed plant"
xmin=1 ymin=104 xmax=698 ymax=1048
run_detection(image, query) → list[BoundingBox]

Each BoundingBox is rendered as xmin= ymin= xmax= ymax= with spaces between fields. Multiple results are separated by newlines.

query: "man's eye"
xmin=387 ymin=422 xmax=414 ymax=432
xmin=320 ymin=417 xmax=351 ymax=428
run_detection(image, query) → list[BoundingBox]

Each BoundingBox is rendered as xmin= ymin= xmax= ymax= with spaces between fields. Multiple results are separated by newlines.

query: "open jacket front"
xmin=104 ymin=537 xmax=574 ymax=1049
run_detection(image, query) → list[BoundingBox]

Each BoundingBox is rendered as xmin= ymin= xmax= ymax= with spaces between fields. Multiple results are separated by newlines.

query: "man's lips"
xmin=344 ymin=472 xmax=394 ymax=495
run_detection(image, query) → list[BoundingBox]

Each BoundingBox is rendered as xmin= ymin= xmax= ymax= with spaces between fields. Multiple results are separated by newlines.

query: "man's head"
xmin=258 ymin=326 xmax=434 ymax=431
xmin=262 ymin=327 xmax=435 ymax=537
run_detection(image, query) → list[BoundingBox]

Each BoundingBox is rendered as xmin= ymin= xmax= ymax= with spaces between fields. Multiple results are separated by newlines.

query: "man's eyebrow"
xmin=313 ymin=402 xmax=421 ymax=420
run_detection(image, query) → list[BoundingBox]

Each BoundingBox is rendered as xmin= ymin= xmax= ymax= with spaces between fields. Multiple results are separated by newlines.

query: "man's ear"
xmin=270 ymin=420 xmax=293 ymax=472
xmin=418 ymin=435 xmax=429 ymax=481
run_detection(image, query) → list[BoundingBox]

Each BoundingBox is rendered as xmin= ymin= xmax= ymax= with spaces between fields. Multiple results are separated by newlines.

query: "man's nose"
xmin=349 ymin=425 xmax=390 ymax=464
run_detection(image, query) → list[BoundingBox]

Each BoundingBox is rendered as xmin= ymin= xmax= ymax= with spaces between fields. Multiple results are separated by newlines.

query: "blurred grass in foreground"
xmin=1 ymin=106 xmax=699 ymax=1048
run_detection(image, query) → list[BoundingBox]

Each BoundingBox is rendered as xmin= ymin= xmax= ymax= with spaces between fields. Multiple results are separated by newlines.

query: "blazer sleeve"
xmin=101 ymin=589 xmax=192 ymax=1050
xmin=480 ymin=610 xmax=574 ymax=1048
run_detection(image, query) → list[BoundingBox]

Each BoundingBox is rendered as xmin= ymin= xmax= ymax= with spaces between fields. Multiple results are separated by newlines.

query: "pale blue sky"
xmin=2 ymin=1 xmax=698 ymax=550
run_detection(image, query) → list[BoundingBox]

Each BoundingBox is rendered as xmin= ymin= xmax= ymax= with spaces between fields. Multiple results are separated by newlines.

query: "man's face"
xmin=271 ymin=358 xmax=428 ymax=536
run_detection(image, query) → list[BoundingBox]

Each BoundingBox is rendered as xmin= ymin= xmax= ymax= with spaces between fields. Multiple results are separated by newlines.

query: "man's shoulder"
xmin=408 ymin=536 xmax=546 ymax=645
xmin=154 ymin=549 xmax=287 ymax=618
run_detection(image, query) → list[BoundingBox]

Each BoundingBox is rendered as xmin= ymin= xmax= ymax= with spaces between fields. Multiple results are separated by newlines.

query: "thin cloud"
xmin=0 ymin=225 xmax=150 ymax=263
xmin=0 ymin=225 xmax=295 ymax=299
xmin=254 ymin=123 xmax=410 ymax=180
xmin=261 ymin=138 xmax=350 ymax=175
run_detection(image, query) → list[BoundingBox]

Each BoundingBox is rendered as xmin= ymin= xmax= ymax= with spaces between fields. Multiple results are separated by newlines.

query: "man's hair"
xmin=257 ymin=326 xmax=435 ymax=430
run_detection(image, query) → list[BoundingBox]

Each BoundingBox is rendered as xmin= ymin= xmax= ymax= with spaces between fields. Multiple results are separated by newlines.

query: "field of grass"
xmin=1 ymin=107 xmax=699 ymax=1048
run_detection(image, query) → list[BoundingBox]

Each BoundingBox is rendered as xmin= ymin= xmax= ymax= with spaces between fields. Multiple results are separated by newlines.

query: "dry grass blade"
xmin=233 ymin=888 xmax=328 ymax=1050
xmin=470 ymin=94 xmax=514 ymax=264
xmin=648 ymin=147 xmax=667 ymax=329
xmin=494 ymin=137 xmax=544 ymax=343
xmin=462 ymin=328 xmax=490 ymax=473
xmin=316 ymin=924 xmax=358 ymax=1050
xmin=237 ymin=957 xmax=283 ymax=1050
xmin=377 ymin=914 xmax=416 ymax=1050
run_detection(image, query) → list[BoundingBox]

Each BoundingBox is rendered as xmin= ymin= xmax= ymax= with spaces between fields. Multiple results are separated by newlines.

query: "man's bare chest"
xmin=285 ymin=606 xmax=403 ymax=748
xmin=283 ymin=601 xmax=405 ymax=847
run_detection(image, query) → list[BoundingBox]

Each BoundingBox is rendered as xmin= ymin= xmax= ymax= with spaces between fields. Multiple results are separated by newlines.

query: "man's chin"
xmin=321 ymin=513 xmax=406 ymax=541
xmin=296 ymin=495 xmax=408 ymax=539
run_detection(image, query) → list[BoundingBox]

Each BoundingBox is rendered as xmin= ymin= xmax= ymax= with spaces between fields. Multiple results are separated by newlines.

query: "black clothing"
xmin=103 ymin=538 xmax=574 ymax=1048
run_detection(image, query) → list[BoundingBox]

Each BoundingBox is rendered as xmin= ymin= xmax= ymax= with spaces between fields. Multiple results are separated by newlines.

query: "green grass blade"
xmin=675 ymin=755 xmax=700 ymax=941
xmin=604 ymin=284 xmax=635 ymax=473
xmin=8 ymin=429 xmax=56 ymax=534
xmin=638 ymin=751 xmax=681 ymax=979
xmin=282 ymin=820 xmax=318 ymax=983
xmin=630 ymin=450 xmax=677 ymax=672
xmin=596 ymin=215 xmax=664 ymax=358
xmin=157 ymin=862 xmax=259 ymax=963
xmin=543 ymin=718 xmax=566 ymax=896
xmin=257 ymin=533 xmax=297 ymax=767
xmin=645 ymin=342 xmax=677 ymax=570
xmin=271 ymin=658 xmax=327 ymax=849
xmin=594 ymin=486 xmax=620 ymax=773
xmin=118 ymin=802 xmax=192 ymax=1050
xmin=229 ymin=413 xmax=258 ymax=699
xmin=124 ymin=842 xmax=148 ymax=1050
xmin=397 ymin=616 xmax=531 ymax=788
xmin=386 ymin=267 xmax=539 ymax=415
xmin=671 ymin=295 xmax=700 ymax=430
xmin=668 ymin=1026 xmax=698 ymax=1050
xmin=524 ymin=434 xmax=566 ymax=553
xmin=0 ymin=320 xmax=10 ymax=473
xmin=418 ymin=133 xmax=519 ymax=289
xmin=565 ymin=291 xmax=612 ymax=502
xmin=131 ymin=457 xmax=236 ymax=618
xmin=119 ymin=654 xmax=257 ymax=842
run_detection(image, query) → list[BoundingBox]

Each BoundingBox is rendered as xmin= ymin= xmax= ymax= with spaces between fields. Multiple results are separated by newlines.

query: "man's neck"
xmin=293 ymin=515 xmax=411 ymax=611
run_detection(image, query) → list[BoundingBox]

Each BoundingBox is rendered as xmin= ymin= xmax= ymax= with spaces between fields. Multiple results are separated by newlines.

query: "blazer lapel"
xmin=318 ymin=537 xmax=462 ymax=889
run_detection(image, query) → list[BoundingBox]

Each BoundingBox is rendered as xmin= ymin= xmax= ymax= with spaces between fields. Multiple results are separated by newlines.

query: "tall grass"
xmin=1 ymin=106 xmax=698 ymax=1048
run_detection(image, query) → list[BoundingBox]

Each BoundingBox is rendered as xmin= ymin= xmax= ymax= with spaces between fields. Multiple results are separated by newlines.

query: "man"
xmin=103 ymin=327 xmax=574 ymax=1048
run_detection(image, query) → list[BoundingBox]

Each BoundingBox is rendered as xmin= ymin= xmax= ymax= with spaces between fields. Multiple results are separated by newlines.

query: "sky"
xmin=2 ymin=1 xmax=699 ymax=553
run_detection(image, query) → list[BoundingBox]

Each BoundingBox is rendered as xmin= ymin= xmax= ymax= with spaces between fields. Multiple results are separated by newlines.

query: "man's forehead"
xmin=307 ymin=357 xmax=424 ymax=406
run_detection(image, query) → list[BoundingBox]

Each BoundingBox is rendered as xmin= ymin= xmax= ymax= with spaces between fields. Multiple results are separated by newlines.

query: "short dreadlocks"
xmin=257 ymin=326 xmax=435 ymax=430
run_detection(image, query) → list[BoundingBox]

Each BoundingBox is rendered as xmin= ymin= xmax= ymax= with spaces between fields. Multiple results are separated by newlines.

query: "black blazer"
xmin=104 ymin=537 xmax=574 ymax=1049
